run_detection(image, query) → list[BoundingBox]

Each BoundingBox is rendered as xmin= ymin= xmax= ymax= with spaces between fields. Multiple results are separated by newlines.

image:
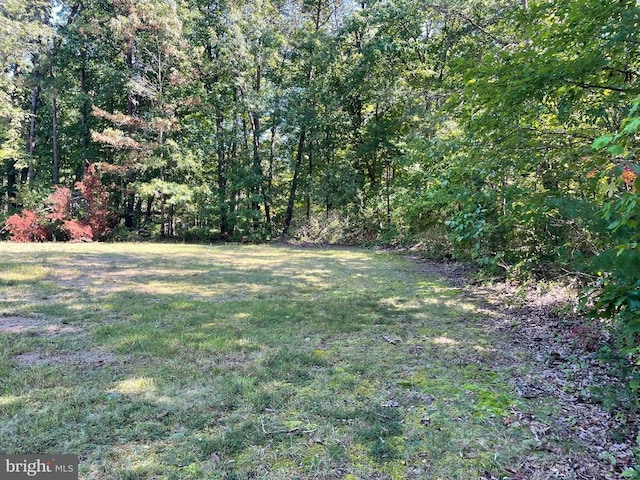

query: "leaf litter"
xmin=409 ymin=257 xmax=639 ymax=479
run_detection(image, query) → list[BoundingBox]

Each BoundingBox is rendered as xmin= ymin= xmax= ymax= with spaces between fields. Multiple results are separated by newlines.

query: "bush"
xmin=62 ymin=220 xmax=94 ymax=242
xmin=75 ymin=164 xmax=114 ymax=240
xmin=2 ymin=163 xmax=115 ymax=243
xmin=581 ymin=96 xmax=640 ymax=411
xmin=4 ymin=210 xmax=49 ymax=242
xmin=181 ymin=226 xmax=215 ymax=243
xmin=291 ymin=212 xmax=355 ymax=245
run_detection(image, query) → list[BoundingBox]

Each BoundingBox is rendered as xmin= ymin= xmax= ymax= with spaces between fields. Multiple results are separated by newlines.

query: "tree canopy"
xmin=1 ymin=0 xmax=638 ymax=263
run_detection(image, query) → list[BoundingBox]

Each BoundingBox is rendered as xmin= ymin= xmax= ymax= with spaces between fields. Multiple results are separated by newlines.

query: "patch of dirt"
xmin=411 ymin=258 xmax=639 ymax=480
xmin=0 ymin=316 xmax=84 ymax=335
xmin=404 ymin=257 xmax=478 ymax=287
xmin=1 ymin=314 xmax=115 ymax=367
xmin=14 ymin=350 xmax=116 ymax=367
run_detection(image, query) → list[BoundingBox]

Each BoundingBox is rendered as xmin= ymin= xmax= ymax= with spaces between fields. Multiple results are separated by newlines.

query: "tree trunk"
xmin=306 ymin=149 xmax=313 ymax=222
xmin=229 ymin=110 xmax=241 ymax=237
xmin=251 ymin=64 xmax=263 ymax=226
xmin=250 ymin=110 xmax=262 ymax=229
xmin=23 ymin=83 xmax=41 ymax=184
xmin=168 ymin=205 xmax=174 ymax=237
xmin=79 ymin=56 xmax=90 ymax=179
xmin=262 ymin=122 xmax=276 ymax=227
xmin=385 ymin=159 xmax=391 ymax=226
xmin=6 ymin=159 xmax=17 ymax=211
xmin=160 ymin=195 xmax=166 ymax=237
xmin=126 ymin=45 xmax=134 ymax=119
xmin=52 ymin=94 xmax=59 ymax=185
xmin=135 ymin=196 xmax=142 ymax=227
xmin=216 ymin=109 xmax=228 ymax=239
xmin=145 ymin=197 xmax=153 ymax=224
xmin=282 ymin=0 xmax=322 ymax=238
xmin=125 ymin=186 xmax=135 ymax=229
xmin=282 ymin=128 xmax=306 ymax=238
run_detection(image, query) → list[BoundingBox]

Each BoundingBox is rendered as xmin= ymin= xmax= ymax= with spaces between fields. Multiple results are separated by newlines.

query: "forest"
xmin=2 ymin=5 xmax=640 ymax=331
xmin=2 ymin=1 xmax=640 ymax=476
xmin=0 ymin=0 xmax=635 ymax=247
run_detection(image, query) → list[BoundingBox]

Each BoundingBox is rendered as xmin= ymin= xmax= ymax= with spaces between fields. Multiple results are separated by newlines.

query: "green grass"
xmin=0 ymin=243 xmax=545 ymax=479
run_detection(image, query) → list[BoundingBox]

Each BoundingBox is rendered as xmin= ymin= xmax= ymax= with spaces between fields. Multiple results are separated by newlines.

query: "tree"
xmin=0 ymin=0 xmax=53 ymax=211
xmin=280 ymin=0 xmax=344 ymax=237
xmin=90 ymin=0 xmax=194 ymax=236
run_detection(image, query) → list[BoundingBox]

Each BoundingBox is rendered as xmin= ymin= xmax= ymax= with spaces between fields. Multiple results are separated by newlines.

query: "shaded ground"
xmin=407 ymin=257 xmax=639 ymax=479
xmin=0 ymin=244 xmax=637 ymax=479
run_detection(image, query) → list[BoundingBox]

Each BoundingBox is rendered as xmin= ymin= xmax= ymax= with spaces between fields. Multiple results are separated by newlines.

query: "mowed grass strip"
xmin=1 ymin=243 xmax=540 ymax=479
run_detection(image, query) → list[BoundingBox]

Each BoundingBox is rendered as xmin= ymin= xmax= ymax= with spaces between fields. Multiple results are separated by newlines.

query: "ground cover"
xmin=0 ymin=243 xmax=634 ymax=479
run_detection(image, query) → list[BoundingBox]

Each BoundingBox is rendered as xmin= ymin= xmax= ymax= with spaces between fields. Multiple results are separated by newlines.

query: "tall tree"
xmin=90 ymin=0 xmax=193 ymax=235
xmin=0 ymin=0 xmax=53 ymax=210
xmin=281 ymin=0 xmax=340 ymax=237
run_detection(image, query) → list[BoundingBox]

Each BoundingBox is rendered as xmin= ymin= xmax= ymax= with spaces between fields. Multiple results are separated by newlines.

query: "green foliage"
xmin=584 ymin=97 xmax=640 ymax=394
xmin=0 ymin=0 xmax=638 ymax=290
xmin=623 ymin=434 xmax=640 ymax=479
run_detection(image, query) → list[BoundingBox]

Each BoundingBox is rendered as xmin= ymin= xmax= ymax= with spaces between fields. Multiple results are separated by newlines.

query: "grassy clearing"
xmin=1 ymin=243 xmax=549 ymax=479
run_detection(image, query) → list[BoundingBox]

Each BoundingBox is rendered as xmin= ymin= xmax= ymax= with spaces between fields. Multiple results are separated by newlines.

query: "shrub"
xmin=582 ymin=96 xmax=640 ymax=410
xmin=2 ymin=163 xmax=115 ymax=243
xmin=62 ymin=220 xmax=93 ymax=242
xmin=75 ymin=164 xmax=114 ymax=240
xmin=46 ymin=186 xmax=72 ymax=222
xmin=4 ymin=210 xmax=48 ymax=242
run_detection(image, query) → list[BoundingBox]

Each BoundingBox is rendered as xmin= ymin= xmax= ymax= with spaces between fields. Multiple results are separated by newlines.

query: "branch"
xmin=522 ymin=127 xmax=596 ymax=141
xmin=559 ymin=268 xmax=598 ymax=281
xmin=260 ymin=418 xmax=316 ymax=436
xmin=603 ymin=66 xmax=639 ymax=79
xmin=565 ymin=81 xmax=631 ymax=93
xmin=438 ymin=7 xmax=511 ymax=47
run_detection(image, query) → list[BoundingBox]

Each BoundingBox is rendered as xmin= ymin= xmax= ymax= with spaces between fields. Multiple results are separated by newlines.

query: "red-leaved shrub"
xmin=76 ymin=164 xmax=114 ymax=239
xmin=3 ymin=163 xmax=114 ymax=243
xmin=4 ymin=210 xmax=49 ymax=242
xmin=62 ymin=220 xmax=93 ymax=242
xmin=46 ymin=186 xmax=72 ymax=222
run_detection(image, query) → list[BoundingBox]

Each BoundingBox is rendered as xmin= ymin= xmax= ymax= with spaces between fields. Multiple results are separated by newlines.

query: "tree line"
xmin=1 ymin=0 xmax=638 ymax=269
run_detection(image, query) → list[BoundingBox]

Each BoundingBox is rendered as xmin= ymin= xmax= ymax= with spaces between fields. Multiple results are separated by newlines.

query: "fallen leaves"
xmin=528 ymin=421 xmax=551 ymax=441
xmin=474 ymin=280 xmax=639 ymax=479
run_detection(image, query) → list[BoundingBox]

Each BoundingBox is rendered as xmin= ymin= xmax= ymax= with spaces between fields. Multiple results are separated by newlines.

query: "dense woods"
xmin=0 ymin=0 xmax=636 ymax=249
xmin=1 ymin=2 xmax=640 ymax=359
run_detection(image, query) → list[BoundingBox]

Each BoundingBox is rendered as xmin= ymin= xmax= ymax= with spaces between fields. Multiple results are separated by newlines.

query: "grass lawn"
xmin=1 ymin=243 xmax=553 ymax=479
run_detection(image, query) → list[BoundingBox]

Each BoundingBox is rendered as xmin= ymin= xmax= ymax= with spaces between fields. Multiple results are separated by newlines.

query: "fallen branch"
xmin=260 ymin=418 xmax=316 ymax=436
